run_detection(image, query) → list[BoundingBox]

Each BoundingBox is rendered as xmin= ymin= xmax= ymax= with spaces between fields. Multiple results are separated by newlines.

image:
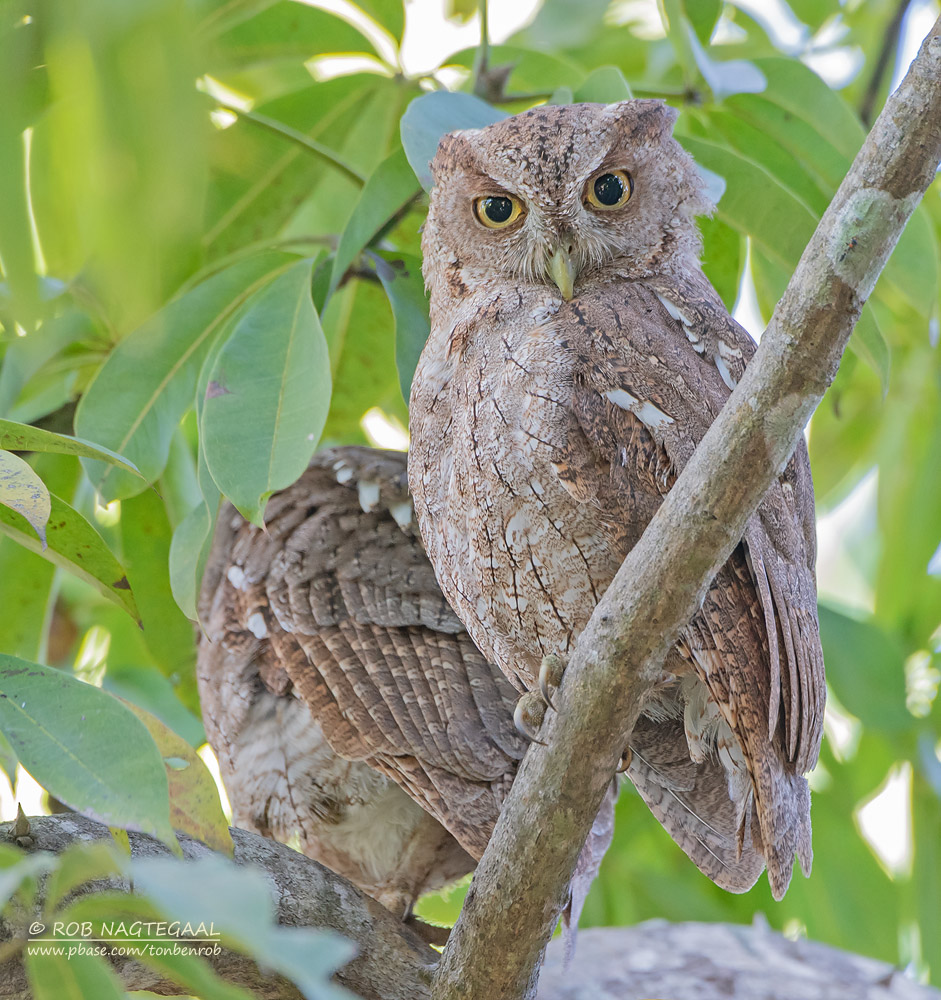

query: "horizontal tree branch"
xmin=432 ymin=18 xmax=941 ymax=1000
xmin=0 ymin=814 xmax=436 ymax=1000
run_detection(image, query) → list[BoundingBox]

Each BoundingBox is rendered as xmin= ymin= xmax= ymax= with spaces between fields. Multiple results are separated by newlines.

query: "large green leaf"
xmin=168 ymin=451 xmax=221 ymax=622
xmin=0 ymin=537 xmax=55 ymax=662
xmin=0 ymin=490 xmax=138 ymax=619
xmin=75 ymin=252 xmax=297 ymax=501
xmin=200 ymin=258 xmax=330 ymax=525
xmin=0 ymin=656 xmax=176 ymax=847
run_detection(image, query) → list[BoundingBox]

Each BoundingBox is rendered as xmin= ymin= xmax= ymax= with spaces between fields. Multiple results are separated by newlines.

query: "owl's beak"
xmin=548 ymin=246 xmax=576 ymax=301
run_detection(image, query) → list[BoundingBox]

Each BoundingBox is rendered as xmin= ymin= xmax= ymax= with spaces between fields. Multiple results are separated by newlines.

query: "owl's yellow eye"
xmin=584 ymin=169 xmax=634 ymax=210
xmin=473 ymin=195 xmax=524 ymax=229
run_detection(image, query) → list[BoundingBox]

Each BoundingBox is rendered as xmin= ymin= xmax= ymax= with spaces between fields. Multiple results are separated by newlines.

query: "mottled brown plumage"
xmin=197 ymin=446 xmax=526 ymax=918
xmin=409 ymin=99 xmax=825 ymax=899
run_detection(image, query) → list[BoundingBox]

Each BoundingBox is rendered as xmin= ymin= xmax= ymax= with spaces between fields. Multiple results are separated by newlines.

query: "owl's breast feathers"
xmin=409 ymin=273 xmax=824 ymax=900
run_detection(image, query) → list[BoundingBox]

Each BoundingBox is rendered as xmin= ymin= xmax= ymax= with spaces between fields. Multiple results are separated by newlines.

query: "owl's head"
xmin=423 ymin=100 xmax=713 ymax=301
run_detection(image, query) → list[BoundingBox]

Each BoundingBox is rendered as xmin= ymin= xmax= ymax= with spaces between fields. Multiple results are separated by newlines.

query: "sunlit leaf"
xmin=0 ymin=449 xmax=50 ymax=545
xmin=122 ymin=701 xmax=233 ymax=855
xmin=0 ymin=492 xmax=139 ymax=620
xmin=0 ymin=656 xmax=177 ymax=848
xmin=0 ymin=419 xmax=141 ymax=479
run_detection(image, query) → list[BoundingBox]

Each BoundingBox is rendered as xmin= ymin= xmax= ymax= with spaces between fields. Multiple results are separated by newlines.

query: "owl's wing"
xmin=199 ymin=447 xmax=525 ymax=861
xmin=555 ymin=275 xmax=823 ymax=898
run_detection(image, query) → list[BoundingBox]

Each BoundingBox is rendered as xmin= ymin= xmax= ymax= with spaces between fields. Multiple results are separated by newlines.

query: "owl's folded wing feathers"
xmin=558 ymin=277 xmax=823 ymax=898
xmin=199 ymin=447 xmax=525 ymax=861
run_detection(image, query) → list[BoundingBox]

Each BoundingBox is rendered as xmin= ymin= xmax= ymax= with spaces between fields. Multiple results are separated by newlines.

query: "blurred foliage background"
xmin=0 ymin=0 xmax=940 ymax=993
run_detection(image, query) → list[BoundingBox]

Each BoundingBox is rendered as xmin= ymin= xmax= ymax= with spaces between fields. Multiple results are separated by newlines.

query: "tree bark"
xmin=431 ymin=18 xmax=941 ymax=1000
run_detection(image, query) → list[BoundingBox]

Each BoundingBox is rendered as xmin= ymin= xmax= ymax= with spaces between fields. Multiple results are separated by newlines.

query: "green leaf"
xmin=0 ymin=310 xmax=95 ymax=417
xmin=818 ymin=604 xmax=912 ymax=735
xmin=169 ymin=449 xmax=221 ymax=622
xmin=26 ymin=950 xmax=126 ymax=1000
xmin=75 ymin=252 xmax=298 ymax=502
xmin=132 ymin=855 xmax=357 ymax=1000
xmin=571 ymin=66 xmax=633 ymax=103
xmin=374 ymin=251 xmax=430 ymax=402
xmin=0 ymin=537 xmax=55 ymax=663
xmin=122 ymin=701 xmax=233 ymax=855
xmin=200 ymin=259 xmax=330 ymax=525
xmin=685 ymin=0 xmax=721 ymax=45
xmin=119 ymin=490 xmax=198 ymax=688
xmin=512 ymin=0 xmax=610 ymax=50
xmin=400 ymin=91 xmax=507 ymax=191
xmin=44 ymin=841 xmax=124 ymax=912
xmin=0 ymin=419 xmax=142 ymax=479
xmin=0 ymin=851 xmax=54 ymax=911
xmin=698 ymin=215 xmax=742 ymax=312
xmin=0 ymin=656 xmax=177 ymax=848
xmin=677 ymin=134 xmax=817 ymax=270
xmin=321 ymin=278 xmax=403 ymax=441
xmin=327 ymin=147 xmax=421 ymax=300
xmin=356 ymin=0 xmax=404 ymax=43
xmin=64 ymin=891 xmax=254 ymax=1000
xmin=0 ymin=450 xmax=50 ymax=546
xmin=0 ymin=491 xmax=139 ymax=620
xmin=0 ymin=11 xmax=42 ymax=330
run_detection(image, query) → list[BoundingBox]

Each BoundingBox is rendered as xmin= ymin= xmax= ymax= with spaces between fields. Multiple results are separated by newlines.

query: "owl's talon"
xmin=538 ymin=654 xmax=568 ymax=710
xmin=513 ymin=692 xmax=548 ymax=744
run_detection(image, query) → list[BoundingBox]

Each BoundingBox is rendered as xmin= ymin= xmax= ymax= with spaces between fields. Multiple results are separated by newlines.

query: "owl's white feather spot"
xmin=655 ymin=292 xmax=692 ymax=327
xmin=714 ymin=355 xmax=738 ymax=390
xmin=389 ymin=500 xmax=413 ymax=527
xmin=604 ymin=388 xmax=639 ymax=409
xmin=634 ymin=399 xmax=675 ymax=430
xmin=334 ymin=461 xmax=355 ymax=484
xmin=247 ymin=612 xmax=268 ymax=639
xmin=530 ymin=481 xmax=545 ymax=495
xmin=358 ymin=480 xmax=381 ymax=512
xmin=717 ymin=339 xmax=742 ymax=360
xmin=227 ymin=566 xmax=246 ymax=590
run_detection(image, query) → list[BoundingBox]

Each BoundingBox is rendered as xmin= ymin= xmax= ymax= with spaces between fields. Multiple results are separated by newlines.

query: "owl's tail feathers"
xmin=750 ymin=758 xmax=813 ymax=900
xmin=561 ymin=780 xmax=618 ymax=967
xmin=625 ymin=715 xmax=767 ymax=894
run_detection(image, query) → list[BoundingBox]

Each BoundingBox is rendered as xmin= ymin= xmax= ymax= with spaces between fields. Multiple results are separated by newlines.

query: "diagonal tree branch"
xmin=432 ymin=19 xmax=941 ymax=1000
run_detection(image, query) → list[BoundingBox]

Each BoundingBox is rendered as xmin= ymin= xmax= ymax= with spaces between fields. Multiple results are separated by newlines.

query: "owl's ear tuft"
xmin=608 ymin=99 xmax=679 ymax=140
xmin=430 ymin=130 xmax=480 ymax=185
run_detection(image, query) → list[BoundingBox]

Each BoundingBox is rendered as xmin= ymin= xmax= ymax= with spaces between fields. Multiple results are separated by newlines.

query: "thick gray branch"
xmin=432 ymin=19 xmax=941 ymax=1000
xmin=0 ymin=814 xmax=436 ymax=1000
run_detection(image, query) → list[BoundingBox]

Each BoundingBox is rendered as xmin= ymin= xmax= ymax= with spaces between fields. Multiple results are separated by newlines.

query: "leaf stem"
xmin=472 ymin=0 xmax=490 ymax=100
xmin=209 ymin=99 xmax=367 ymax=186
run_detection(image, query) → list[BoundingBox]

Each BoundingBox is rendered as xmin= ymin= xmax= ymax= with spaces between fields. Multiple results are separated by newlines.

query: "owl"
xmin=408 ymin=99 xmax=826 ymax=900
xmin=197 ymin=446 xmax=527 ymax=930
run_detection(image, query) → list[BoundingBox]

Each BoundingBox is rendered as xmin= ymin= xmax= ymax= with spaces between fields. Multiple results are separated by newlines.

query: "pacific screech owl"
xmin=408 ymin=99 xmax=825 ymax=899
